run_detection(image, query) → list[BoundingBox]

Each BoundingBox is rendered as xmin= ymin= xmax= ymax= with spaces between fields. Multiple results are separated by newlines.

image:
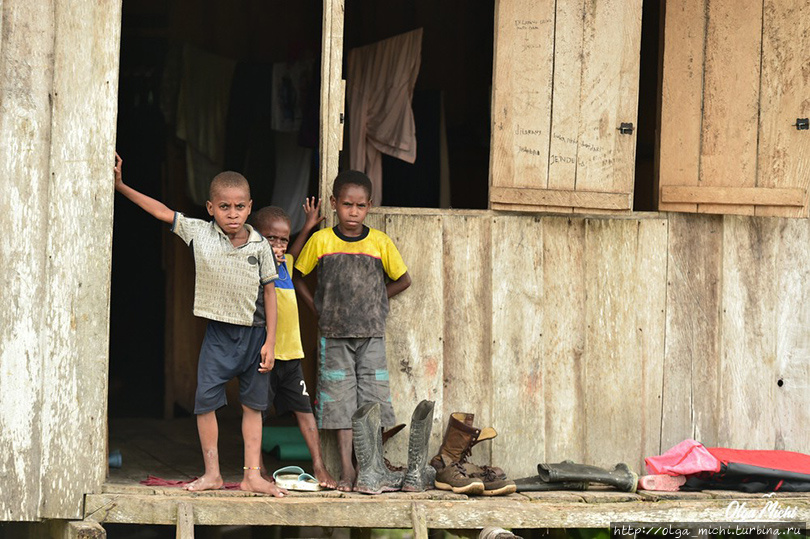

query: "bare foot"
xmin=241 ymin=475 xmax=288 ymax=497
xmin=313 ymin=463 xmax=337 ymax=489
xmin=337 ymin=470 xmax=355 ymax=492
xmin=184 ymin=474 xmax=223 ymax=491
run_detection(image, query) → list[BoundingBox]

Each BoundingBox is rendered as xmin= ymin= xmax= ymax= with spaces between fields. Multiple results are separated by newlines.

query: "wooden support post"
xmin=176 ymin=502 xmax=194 ymax=539
xmin=411 ymin=503 xmax=428 ymax=539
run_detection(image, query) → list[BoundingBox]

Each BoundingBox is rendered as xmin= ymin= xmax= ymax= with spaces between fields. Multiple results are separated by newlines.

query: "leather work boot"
xmin=461 ymin=462 xmax=516 ymax=496
xmin=401 ymin=400 xmax=437 ymax=492
xmin=537 ymin=461 xmax=638 ymax=493
xmin=433 ymin=454 xmax=485 ymax=495
xmin=352 ymin=402 xmax=404 ymax=494
xmin=430 ymin=412 xmax=507 ymax=484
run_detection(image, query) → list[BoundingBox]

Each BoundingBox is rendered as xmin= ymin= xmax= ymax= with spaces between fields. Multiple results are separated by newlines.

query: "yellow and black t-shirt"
xmin=295 ymin=226 xmax=407 ymax=338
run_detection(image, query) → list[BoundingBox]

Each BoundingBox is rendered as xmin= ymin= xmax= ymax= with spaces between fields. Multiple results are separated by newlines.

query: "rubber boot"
xmin=537 ymin=461 xmax=638 ymax=493
xmin=352 ymin=402 xmax=404 ymax=494
xmin=401 ymin=400 xmax=436 ymax=492
xmin=513 ymin=476 xmax=589 ymax=492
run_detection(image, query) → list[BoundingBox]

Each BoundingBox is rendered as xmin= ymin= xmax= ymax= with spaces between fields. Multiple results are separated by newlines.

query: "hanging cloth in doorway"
xmin=347 ymin=28 xmax=423 ymax=203
xmin=176 ymin=44 xmax=236 ymax=206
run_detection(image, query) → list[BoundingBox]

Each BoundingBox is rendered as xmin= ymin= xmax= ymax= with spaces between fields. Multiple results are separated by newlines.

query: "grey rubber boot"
xmin=352 ymin=402 xmax=404 ymax=494
xmin=401 ymin=400 xmax=436 ymax=492
xmin=537 ymin=461 xmax=638 ymax=493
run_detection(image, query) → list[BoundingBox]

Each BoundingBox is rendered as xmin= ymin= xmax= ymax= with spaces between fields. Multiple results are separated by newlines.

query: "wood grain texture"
xmin=441 ymin=215 xmax=492 ymax=458
xmin=384 ymin=214 xmax=444 ymax=466
xmin=582 ymin=218 xmax=667 ymax=471
xmin=656 ymin=1 xmax=707 ymax=211
xmin=575 ymin=0 xmax=641 ymax=199
xmin=490 ymin=215 xmax=545 ymax=478
xmin=541 ymin=217 xmax=587 ymax=463
xmin=0 ymin=0 xmax=56 ymax=522
xmin=548 ymin=0 xmax=586 ymax=197
xmin=319 ymin=0 xmax=344 ymax=228
xmin=661 ymin=213 xmax=723 ymax=450
xmin=661 ymin=186 xmax=805 ymax=207
xmin=40 ymin=0 xmax=121 ymax=519
xmin=489 ymin=0 xmax=555 ymax=191
xmin=756 ymin=0 xmax=810 ymax=217
xmin=491 ymin=187 xmax=630 ymax=210
xmin=719 ymin=217 xmax=779 ymax=448
xmin=698 ymin=0 xmax=762 ymax=215
xmin=773 ymin=219 xmax=810 ymax=450
xmin=84 ymin=491 xmax=810 ymax=528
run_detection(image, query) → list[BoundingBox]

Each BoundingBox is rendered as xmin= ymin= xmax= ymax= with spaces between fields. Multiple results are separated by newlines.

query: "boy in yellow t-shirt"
xmin=251 ymin=201 xmax=336 ymax=489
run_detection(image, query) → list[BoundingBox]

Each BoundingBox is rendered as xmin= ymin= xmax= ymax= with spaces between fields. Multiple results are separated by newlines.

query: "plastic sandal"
xmin=272 ymin=465 xmax=323 ymax=491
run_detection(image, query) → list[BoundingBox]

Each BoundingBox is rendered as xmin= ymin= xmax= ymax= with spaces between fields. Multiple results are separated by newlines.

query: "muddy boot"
xmin=430 ymin=413 xmax=498 ymax=470
xmin=537 ymin=461 xmax=638 ymax=493
xmin=434 ymin=454 xmax=485 ymax=495
xmin=352 ymin=402 xmax=404 ymax=494
xmin=461 ymin=462 xmax=516 ymax=496
xmin=402 ymin=400 xmax=436 ymax=492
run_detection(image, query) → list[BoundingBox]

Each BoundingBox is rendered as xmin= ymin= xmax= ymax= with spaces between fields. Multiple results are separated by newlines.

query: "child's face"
xmin=206 ymin=185 xmax=252 ymax=236
xmin=331 ymin=184 xmax=371 ymax=237
xmin=257 ymin=219 xmax=291 ymax=263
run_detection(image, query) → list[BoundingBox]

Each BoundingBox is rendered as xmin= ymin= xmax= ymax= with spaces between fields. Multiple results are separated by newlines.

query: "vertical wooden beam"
xmin=319 ymin=0 xmax=345 ymax=227
xmin=38 ymin=0 xmax=122 ymax=519
xmin=0 ymin=0 xmax=55 ymax=522
xmin=176 ymin=502 xmax=194 ymax=539
xmin=411 ymin=503 xmax=428 ymax=539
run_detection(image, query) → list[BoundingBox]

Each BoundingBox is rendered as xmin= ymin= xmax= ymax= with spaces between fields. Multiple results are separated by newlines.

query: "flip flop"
xmin=272 ymin=465 xmax=323 ymax=491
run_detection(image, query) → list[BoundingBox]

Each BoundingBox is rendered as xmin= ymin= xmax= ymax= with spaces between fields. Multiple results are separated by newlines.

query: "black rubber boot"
xmin=402 ymin=400 xmax=436 ymax=492
xmin=537 ymin=461 xmax=638 ymax=493
xmin=513 ymin=476 xmax=589 ymax=492
xmin=352 ymin=402 xmax=404 ymax=494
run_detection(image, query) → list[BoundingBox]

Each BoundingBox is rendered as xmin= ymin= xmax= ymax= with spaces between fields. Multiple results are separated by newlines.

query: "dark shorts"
xmin=194 ymin=320 xmax=269 ymax=414
xmin=315 ymin=337 xmax=396 ymax=429
xmin=267 ymin=359 xmax=313 ymax=416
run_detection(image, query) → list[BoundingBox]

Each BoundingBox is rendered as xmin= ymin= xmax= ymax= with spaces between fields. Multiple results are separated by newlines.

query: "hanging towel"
xmin=176 ymin=44 xmax=236 ymax=205
xmin=347 ymin=28 xmax=423 ymax=202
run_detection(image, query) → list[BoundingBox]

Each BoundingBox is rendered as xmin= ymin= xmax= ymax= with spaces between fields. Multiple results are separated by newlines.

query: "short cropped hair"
xmin=209 ymin=171 xmax=250 ymax=200
xmin=251 ymin=206 xmax=291 ymax=232
xmin=332 ymin=170 xmax=372 ymax=199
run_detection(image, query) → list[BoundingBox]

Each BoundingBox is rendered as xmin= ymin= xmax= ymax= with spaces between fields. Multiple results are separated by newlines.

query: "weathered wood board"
xmin=0 ymin=0 xmax=121 ymax=522
xmin=658 ymin=0 xmax=810 ymax=217
xmin=490 ymin=0 xmax=641 ymax=214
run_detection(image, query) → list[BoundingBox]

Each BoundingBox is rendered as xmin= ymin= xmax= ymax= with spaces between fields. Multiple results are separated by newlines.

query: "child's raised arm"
xmin=288 ymin=196 xmax=325 ymax=259
xmin=114 ymin=152 xmax=175 ymax=224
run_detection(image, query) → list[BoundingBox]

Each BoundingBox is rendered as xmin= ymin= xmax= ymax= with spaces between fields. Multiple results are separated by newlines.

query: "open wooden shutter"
xmin=658 ymin=0 xmax=810 ymax=217
xmin=489 ymin=0 xmax=643 ymax=214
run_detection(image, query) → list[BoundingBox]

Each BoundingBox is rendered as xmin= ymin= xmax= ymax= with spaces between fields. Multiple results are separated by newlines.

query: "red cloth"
xmin=707 ymin=448 xmax=810 ymax=475
xmin=140 ymin=475 xmax=241 ymax=490
xmin=645 ymin=439 xmax=721 ymax=475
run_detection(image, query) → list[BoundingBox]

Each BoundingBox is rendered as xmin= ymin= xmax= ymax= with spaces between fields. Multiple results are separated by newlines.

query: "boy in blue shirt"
xmin=294 ymin=170 xmax=411 ymax=491
xmin=251 ymin=201 xmax=336 ymax=489
xmin=113 ymin=153 xmax=286 ymax=496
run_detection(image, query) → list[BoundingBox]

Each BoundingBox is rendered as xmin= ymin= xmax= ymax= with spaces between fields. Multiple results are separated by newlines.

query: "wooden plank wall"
xmin=0 ymin=0 xmax=121 ymax=521
xmin=376 ymin=210 xmax=810 ymax=479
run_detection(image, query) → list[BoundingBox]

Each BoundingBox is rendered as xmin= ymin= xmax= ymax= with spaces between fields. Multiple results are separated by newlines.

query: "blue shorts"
xmin=315 ymin=337 xmax=395 ymax=429
xmin=194 ymin=320 xmax=269 ymax=414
